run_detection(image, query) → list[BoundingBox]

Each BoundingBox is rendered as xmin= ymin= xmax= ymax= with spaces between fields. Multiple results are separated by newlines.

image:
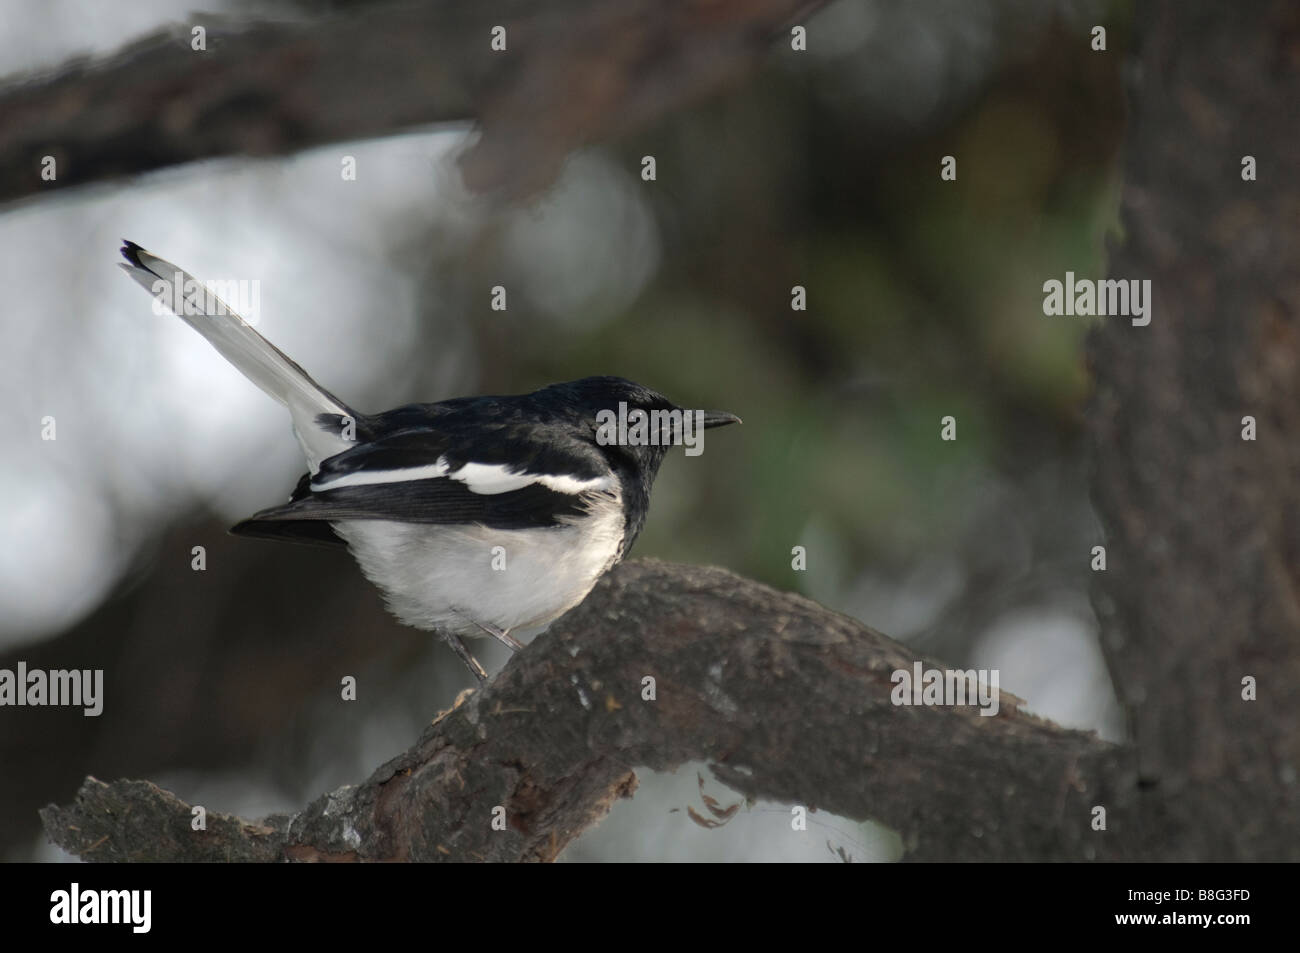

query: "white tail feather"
xmin=118 ymin=241 xmax=355 ymax=471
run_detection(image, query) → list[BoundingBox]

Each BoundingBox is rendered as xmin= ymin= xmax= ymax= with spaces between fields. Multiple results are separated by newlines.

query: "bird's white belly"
xmin=332 ymin=495 xmax=625 ymax=638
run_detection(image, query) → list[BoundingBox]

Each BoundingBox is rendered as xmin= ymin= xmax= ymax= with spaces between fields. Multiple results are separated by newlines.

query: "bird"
xmin=117 ymin=240 xmax=740 ymax=681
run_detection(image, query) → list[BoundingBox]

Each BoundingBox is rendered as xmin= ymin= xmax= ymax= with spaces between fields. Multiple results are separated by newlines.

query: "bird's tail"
xmin=118 ymin=240 xmax=355 ymax=471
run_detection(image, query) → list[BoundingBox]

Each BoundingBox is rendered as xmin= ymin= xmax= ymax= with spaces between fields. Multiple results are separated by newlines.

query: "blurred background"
xmin=0 ymin=0 xmax=1128 ymax=861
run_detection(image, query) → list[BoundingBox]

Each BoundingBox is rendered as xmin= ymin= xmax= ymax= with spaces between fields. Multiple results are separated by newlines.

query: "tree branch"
xmin=43 ymin=558 xmax=1131 ymax=863
xmin=0 ymin=0 xmax=824 ymax=206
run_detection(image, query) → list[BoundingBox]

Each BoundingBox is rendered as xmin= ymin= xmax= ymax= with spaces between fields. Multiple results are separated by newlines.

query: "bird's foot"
xmin=440 ymin=631 xmax=488 ymax=682
xmin=474 ymin=620 xmax=524 ymax=652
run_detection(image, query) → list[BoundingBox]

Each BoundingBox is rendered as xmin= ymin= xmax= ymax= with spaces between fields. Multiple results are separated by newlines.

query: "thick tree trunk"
xmin=1086 ymin=0 xmax=1300 ymax=860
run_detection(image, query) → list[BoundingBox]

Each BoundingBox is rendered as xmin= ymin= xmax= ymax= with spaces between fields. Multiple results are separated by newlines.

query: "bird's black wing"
xmin=231 ymin=406 xmax=612 ymax=546
xmin=231 ymin=473 xmax=348 ymax=548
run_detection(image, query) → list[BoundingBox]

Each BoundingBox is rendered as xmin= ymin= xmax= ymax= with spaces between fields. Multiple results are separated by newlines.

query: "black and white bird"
xmin=118 ymin=241 xmax=739 ymax=681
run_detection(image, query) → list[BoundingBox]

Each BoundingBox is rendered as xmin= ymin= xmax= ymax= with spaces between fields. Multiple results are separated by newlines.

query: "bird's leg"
xmin=440 ymin=631 xmax=488 ymax=682
xmin=474 ymin=620 xmax=524 ymax=652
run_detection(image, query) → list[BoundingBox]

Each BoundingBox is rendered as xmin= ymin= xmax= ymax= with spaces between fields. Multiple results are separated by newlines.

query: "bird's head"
xmin=542 ymin=375 xmax=740 ymax=478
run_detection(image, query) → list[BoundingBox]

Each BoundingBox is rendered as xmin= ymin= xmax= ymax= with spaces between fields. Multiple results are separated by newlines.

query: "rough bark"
xmin=42 ymin=558 xmax=1130 ymax=862
xmin=1085 ymin=0 xmax=1300 ymax=860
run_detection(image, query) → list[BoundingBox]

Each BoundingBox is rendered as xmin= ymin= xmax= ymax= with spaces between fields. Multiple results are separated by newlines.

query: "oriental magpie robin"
xmin=118 ymin=241 xmax=740 ymax=681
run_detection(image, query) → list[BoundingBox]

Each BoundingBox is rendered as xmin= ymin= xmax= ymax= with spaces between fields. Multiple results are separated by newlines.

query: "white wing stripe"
xmin=531 ymin=473 xmax=617 ymax=495
xmin=447 ymin=462 xmax=615 ymax=496
xmin=448 ymin=461 xmax=538 ymax=495
xmin=311 ymin=456 xmax=615 ymax=496
xmin=312 ymin=461 xmax=449 ymax=491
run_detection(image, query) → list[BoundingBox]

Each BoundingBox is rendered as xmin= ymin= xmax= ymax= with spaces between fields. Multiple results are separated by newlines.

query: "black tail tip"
xmin=120 ymin=240 xmax=145 ymax=267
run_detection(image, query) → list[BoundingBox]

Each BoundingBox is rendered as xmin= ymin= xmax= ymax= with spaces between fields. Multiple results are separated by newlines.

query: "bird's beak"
xmin=701 ymin=410 xmax=742 ymax=429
